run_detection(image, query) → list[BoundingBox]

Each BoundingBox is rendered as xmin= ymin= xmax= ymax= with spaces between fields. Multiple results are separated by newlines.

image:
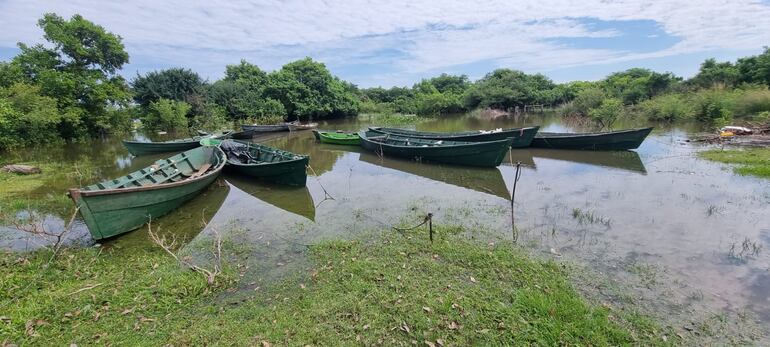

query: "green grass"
xmin=1 ymin=229 xmax=675 ymax=346
xmin=0 ymin=160 xmax=99 ymax=217
xmin=699 ymin=147 xmax=770 ymax=178
xmin=0 ymin=245 xmax=234 ymax=345
xmin=359 ymin=112 xmax=429 ymax=126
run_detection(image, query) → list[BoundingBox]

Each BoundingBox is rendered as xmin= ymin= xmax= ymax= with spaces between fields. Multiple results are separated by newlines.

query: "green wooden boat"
xmin=368 ymin=126 xmax=540 ymax=148
xmin=218 ymin=139 xmax=309 ymax=187
xmin=68 ymin=145 xmax=227 ymax=240
xmin=531 ymin=127 xmax=653 ymax=150
xmin=359 ymin=131 xmax=512 ymax=167
xmin=316 ymin=131 xmax=361 ymax=145
xmin=123 ymin=131 xmax=232 ymax=155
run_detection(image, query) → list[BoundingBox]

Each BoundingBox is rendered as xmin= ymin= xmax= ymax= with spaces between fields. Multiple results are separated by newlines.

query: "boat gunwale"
xmin=223 ymin=139 xmax=308 ymax=167
xmin=535 ymin=127 xmax=653 ymax=138
xmin=122 ymin=131 xmax=233 ymax=146
xmin=68 ymin=146 xmax=226 ymax=198
xmin=370 ymin=126 xmax=540 ymax=138
xmin=360 ymin=132 xmax=512 ymax=149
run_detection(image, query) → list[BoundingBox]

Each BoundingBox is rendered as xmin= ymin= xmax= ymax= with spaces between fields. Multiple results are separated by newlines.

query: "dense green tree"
xmin=3 ymin=13 xmax=131 ymax=138
xmin=131 ymin=68 xmax=206 ymax=108
xmin=141 ymin=98 xmax=191 ymax=130
xmin=736 ymin=47 xmax=770 ymax=86
xmin=689 ymin=59 xmax=740 ymax=88
xmin=0 ymin=83 xmax=62 ymax=149
xmin=602 ymin=68 xmax=680 ymax=104
xmin=264 ymin=58 xmax=358 ymax=119
xmin=463 ymin=69 xmax=559 ymax=110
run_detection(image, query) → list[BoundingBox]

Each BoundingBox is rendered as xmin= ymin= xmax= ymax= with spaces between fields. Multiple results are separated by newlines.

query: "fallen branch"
xmin=67 ymin=283 xmax=104 ymax=296
xmin=147 ymin=218 xmax=222 ymax=286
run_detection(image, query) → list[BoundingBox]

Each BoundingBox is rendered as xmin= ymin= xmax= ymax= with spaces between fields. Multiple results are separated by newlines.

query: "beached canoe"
xmin=317 ymin=131 xmax=361 ymax=145
xmin=368 ymin=126 xmax=540 ymax=148
xmin=288 ymin=122 xmax=318 ymax=131
xmin=218 ymin=139 xmax=309 ymax=186
xmin=531 ymin=127 xmax=653 ymax=150
xmin=122 ymin=131 xmax=232 ymax=156
xmin=359 ymin=131 xmax=512 ymax=167
xmin=68 ymin=145 xmax=227 ymax=240
xmin=241 ymin=123 xmax=290 ymax=132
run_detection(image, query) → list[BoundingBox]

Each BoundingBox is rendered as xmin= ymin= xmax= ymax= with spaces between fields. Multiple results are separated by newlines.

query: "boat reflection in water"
xmin=108 ymin=182 xmax=231 ymax=248
xmin=358 ymin=152 xmax=511 ymax=200
xmin=225 ymin=174 xmax=316 ymax=221
xmin=506 ymin=149 xmax=647 ymax=174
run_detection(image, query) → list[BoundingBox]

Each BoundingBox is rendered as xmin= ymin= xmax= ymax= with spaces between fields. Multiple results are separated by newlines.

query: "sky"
xmin=0 ymin=0 xmax=769 ymax=88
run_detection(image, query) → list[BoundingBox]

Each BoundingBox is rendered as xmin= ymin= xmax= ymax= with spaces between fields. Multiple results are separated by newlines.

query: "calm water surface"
xmin=1 ymin=113 xmax=768 ymax=337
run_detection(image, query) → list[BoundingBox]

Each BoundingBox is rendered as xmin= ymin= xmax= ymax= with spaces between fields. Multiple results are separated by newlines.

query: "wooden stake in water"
xmin=428 ymin=213 xmax=433 ymax=242
xmin=510 ymin=160 xmax=522 ymax=243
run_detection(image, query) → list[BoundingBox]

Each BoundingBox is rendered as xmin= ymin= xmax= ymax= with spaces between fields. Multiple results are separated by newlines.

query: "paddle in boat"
xmin=531 ymin=127 xmax=653 ymax=150
xmin=122 ymin=130 xmax=232 ymax=156
xmin=211 ymin=139 xmax=309 ymax=187
xmin=358 ymin=130 xmax=512 ymax=167
xmin=68 ymin=144 xmax=227 ymax=240
xmin=368 ymin=126 xmax=540 ymax=148
xmin=315 ymin=130 xmax=361 ymax=145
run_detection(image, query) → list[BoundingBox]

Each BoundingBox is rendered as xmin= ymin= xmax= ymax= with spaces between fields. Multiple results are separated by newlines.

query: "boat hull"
xmin=69 ymin=147 xmax=226 ymax=240
xmin=318 ymin=131 xmax=360 ymax=145
xmin=221 ymin=140 xmax=309 ymax=187
xmin=369 ymin=126 xmax=539 ymax=148
xmin=531 ymin=127 xmax=653 ymax=150
xmin=241 ymin=124 xmax=289 ymax=132
xmin=226 ymin=157 xmax=309 ymax=186
xmin=359 ymin=132 xmax=511 ymax=167
xmin=122 ymin=131 xmax=232 ymax=155
xmin=122 ymin=140 xmax=200 ymax=156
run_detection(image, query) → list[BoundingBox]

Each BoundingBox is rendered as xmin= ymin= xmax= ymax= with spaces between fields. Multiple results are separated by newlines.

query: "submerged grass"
xmin=2 ymin=228 xmax=676 ymax=346
xmin=359 ymin=112 xmax=429 ymax=126
xmin=699 ymin=147 xmax=770 ymax=179
xmin=0 ymin=160 xmax=98 ymax=217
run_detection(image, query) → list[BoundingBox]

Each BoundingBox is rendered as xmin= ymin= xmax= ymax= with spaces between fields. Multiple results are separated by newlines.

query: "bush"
xmin=562 ymin=88 xmax=607 ymax=116
xmin=190 ymin=103 xmax=228 ymax=132
xmin=589 ymin=98 xmax=623 ymax=129
xmin=732 ymin=88 xmax=770 ymax=117
xmin=0 ymin=83 xmax=62 ymax=150
xmin=142 ymin=98 xmax=190 ymax=131
xmin=691 ymin=89 xmax=734 ymax=125
xmin=637 ymin=94 xmax=693 ymax=122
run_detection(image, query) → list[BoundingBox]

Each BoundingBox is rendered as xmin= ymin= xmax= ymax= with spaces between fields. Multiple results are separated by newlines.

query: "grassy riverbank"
xmin=699 ymin=147 xmax=770 ymax=178
xmin=1 ymin=229 xmax=674 ymax=346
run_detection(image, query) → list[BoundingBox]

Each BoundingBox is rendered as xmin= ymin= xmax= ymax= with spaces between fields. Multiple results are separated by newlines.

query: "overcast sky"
xmin=1 ymin=0 xmax=769 ymax=87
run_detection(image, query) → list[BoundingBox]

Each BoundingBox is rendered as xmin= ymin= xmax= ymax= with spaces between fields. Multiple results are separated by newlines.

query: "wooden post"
xmin=428 ymin=213 xmax=433 ymax=242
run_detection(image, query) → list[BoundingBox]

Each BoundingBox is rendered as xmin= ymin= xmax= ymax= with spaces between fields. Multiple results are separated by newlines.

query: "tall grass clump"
xmin=636 ymin=94 xmax=694 ymax=122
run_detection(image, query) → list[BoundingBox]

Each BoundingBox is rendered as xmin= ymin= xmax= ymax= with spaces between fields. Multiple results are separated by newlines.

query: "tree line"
xmin=2 ymin=13 xmax=770 ymax=150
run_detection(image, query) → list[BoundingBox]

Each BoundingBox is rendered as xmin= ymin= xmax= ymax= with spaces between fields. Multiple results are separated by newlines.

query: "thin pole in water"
xmin=510 ymin=160 xmax=522 ymax=243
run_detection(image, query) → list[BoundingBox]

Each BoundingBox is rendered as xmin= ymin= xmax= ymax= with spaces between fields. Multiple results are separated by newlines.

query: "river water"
xmin=1 ymin=113 xmax=768 ymax=339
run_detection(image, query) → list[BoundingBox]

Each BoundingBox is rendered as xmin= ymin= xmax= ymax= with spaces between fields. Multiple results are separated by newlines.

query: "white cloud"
xmin=0 ymin=0 xmax=768 ymax=86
